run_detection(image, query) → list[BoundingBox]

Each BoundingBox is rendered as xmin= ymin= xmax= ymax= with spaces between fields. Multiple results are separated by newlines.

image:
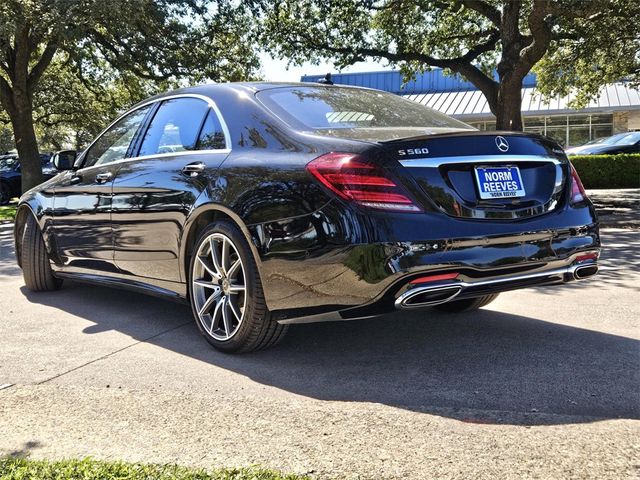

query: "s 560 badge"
xmin=398 ymin=147 xmax=429 ymax=156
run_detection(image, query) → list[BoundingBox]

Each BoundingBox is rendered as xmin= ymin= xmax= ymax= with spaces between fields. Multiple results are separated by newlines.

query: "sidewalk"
xmin=587 ymin=189 xmax=640 ymax=229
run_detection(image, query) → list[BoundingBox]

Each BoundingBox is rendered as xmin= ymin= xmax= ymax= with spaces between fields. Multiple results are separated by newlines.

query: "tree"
xmin=534 ymin=1 xmax=640 ymax=107
xmin=0 ymin=124 xmax=12 ymax=153
xmin=257 ymin=0 xmax=640 ymax=131
xmin=0 ymin=0 xmax=260 ymax=193
xmin=0 ymin=55 xmax=158 ymax=153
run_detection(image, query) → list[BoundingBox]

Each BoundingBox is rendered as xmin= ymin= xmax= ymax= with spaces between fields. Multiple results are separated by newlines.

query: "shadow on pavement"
xmin=0 ymin=224 xmax=21 ymax=278
xmin=533 ymin=228 xmax=640 ymax=295
xmin=20 ymin=279 xmax=640 ymax=427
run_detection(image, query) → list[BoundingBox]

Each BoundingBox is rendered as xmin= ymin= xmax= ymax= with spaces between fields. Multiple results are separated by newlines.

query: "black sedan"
xmin=0 ymin=153 xmax=57 ymax=205
xmin=14 ymin=83 xmax=600 ymax=352
xmin=565 ymin=131 xmax=640 ymax=155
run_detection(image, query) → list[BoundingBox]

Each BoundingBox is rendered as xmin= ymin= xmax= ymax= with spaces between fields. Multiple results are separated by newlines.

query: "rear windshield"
xmin=257 ymin=86 xmax=473 ymax=132
xmin=613 ymin=132 xmax=640 ymax=145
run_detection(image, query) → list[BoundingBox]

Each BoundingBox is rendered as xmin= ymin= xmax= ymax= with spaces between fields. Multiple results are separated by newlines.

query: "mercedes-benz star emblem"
xmin=495 ymin=136 xmax=509 ymax=152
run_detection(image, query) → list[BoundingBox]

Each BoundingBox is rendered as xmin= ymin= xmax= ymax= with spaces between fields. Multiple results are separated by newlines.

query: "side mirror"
xmin=53 ymin=150 xmax=77 ymax=171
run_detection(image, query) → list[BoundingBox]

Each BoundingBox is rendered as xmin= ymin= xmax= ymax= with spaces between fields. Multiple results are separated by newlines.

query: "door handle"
xmin=182 ymin=162 xmax=205 ymax=177
xmin=95 ymin=172 xmax=113 ymax=184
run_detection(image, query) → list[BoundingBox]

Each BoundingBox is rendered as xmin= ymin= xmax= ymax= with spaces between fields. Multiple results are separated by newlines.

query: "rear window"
xmin=257 ymin=86 xmax=473 ymax=131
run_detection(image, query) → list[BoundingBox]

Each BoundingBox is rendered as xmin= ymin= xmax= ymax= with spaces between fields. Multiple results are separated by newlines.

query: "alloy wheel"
xmin=192 ymin=232 xmax=246 ymax=341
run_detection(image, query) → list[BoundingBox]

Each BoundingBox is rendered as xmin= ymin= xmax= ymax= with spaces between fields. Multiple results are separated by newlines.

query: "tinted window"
xmin=138 ymin=98 xmax=209 ymax=156
xmin=257 ymin=86 xmax=473 ymax=131
xmin=613 ymin=132 xmax=640 ymax=145
xmin=197 ymin=110 xmax=227 ymax=150
xmin=84 ymin=106 xmax=151 ymax=167
xmin=601 ymin=133 xmax=630 ymax=144
xmin=0 ymin=157 xmax=18 ymax=171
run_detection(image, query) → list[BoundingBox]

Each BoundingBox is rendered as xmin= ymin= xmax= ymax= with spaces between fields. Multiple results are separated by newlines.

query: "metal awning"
xmin=402 ymin=83 xmax=640 ymax=118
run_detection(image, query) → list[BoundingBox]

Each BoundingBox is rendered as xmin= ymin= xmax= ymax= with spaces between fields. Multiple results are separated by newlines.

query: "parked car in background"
xmin=14 ymin=83 xmax=600 ymax=353
xmin=565 ymin=132 xmax=640 ymax=155
xmin=0 ymin=153 xmax=57 ymax=205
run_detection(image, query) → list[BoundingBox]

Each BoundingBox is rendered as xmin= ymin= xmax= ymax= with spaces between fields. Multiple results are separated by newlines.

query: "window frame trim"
xmin=77 ymin=93 xmax=231 ymax=173
xmin=80 ymin=103 xmax=155 ymax=170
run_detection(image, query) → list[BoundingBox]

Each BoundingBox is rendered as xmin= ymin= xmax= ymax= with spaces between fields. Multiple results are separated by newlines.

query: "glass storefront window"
xmin=569 ymin=126 xmax=591 ymax=146
xmin=592 ymin=124 xmax=614 ymax=139
xmin=590 ymin=114 xmax=613 ymax=125
xmin=568 ymin=115 xmax=590 ymax=125
xmin=467 ymin=114 xmax=613 ymax=147
xmin=524 ymin=126 xmax=545 ymax=136
xmin=545 ymin=116 xmax=567 ymax=127
xmin=468 ymin=120 xmax=496 ymax=131
xmin=524 ymin=116 xmax=545 ymax=127
xmin=545 ymin=127 xmax=567 ymax=146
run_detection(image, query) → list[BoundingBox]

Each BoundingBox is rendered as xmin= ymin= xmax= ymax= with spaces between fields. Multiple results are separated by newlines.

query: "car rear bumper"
xmin=249 ymin=201 xmax=600 ymax=322
xmin=394 ymin=257 xmax=598 ymax=309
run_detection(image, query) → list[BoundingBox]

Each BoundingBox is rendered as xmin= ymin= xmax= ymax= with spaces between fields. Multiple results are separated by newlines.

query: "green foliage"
xmin=0 ymin=0 xmax=262 ymax=149
xmin=0 ymin=205 xmax=17 ymax=221
xmin=256 ymin=0 xmax=640 ymax=130
xmin=0 ymin=457 xmax=308 ymax=480
xmin=0 ymin=0 xmax=262 ymax=190
xmin=0 ymin=125 xmax=12 ymax=152
xmin=29 ymin=56 xmax=161 ymax=151
xmin=535 ymin=0 xmax=640 ymax=108
xmin=570 ymin=154 xmax=640 ymax=189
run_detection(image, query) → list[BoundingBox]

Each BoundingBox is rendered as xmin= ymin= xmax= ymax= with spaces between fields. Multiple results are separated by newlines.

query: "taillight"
xmin=306 ymin=152 xmax=422 ymax=212
xmin=569 ymin=164 xmax=587 ymax=204
xmin=575 ymin=252 xmax=599 ymax=263
xmin=409 ymin=272 xmax=459 ymax=284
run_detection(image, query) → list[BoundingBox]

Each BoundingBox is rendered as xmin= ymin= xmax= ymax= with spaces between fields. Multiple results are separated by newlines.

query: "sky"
xmin=258 ymin=52 xmax=393 ymax=82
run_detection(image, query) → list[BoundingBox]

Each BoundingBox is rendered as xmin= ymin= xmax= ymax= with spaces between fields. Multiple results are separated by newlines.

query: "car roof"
xmin=132 ymin=81 xmax=374 ymax=109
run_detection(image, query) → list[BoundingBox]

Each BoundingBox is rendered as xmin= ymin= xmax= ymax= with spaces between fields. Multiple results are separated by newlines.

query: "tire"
xmin=21 ymin=214 xmax=62 ymax=291
xmin=188 ymin=221 xmax=288 ymax=353
xmin=432 ymin=293 xmax=499 ymax=313
xmin=0 ymin=183 xmax=10 ymax=206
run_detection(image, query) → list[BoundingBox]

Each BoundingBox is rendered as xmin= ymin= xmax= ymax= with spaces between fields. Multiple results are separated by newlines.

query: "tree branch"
xmin=0 ymin=75 xmax=16 ymax=117
xmin=297 ymin=27 xmax=500 ymax=104
xmin=517 ymin=0 xmax=553 ymax=76
xmin=459 ymin=0 xmax=501 ymax=26
xmin=28 ymin=41 xmax=58 ymax=89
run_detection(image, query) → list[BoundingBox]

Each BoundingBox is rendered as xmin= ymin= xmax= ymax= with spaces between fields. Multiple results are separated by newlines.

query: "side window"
xmin=83 ymin=105 xmax=151 ymax=168
xmin=197 ymin=110 xmax=227 ymax=150
xmin=138 ymin=98 xmax=209 ymax=156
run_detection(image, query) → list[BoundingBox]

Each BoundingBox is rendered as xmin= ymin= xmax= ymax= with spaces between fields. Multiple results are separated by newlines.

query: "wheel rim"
xmin=192 ymin=233 xmax=247 ymax=341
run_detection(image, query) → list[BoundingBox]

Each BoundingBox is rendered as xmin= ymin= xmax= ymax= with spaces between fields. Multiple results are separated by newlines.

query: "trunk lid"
xmin=380 ymin=132 xmax=568 ymax=220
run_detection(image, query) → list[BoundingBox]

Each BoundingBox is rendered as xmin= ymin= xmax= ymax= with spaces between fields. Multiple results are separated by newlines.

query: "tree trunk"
xmin=10 ymin=98 xmax=43 ymax=194
xmin=494 ymin=81 xmax=524 ymax=131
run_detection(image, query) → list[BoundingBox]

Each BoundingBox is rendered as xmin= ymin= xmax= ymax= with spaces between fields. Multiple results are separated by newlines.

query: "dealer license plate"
xmin=474 ymin=166 xmax=526 ymax=199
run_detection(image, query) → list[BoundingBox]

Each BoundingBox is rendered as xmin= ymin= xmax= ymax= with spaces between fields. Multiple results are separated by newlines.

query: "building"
xmin=301 ymin=70 xmax=640 ymax=148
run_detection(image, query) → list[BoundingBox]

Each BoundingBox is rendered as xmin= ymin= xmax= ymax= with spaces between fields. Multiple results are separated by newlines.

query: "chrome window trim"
xmin=76 ymin=149 xmax=232 ymax=174
xmin=78 ymin=93 xmax=231 ymax=171
xmin=398 ymin=154 xmax=562 ymax=168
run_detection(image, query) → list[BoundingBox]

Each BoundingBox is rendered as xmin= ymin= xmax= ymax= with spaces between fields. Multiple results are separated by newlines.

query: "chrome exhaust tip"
xmin=395 ymin=285 xmax=462 ymax=309
xmin=573 ymin=264 xmax=598 ymax=280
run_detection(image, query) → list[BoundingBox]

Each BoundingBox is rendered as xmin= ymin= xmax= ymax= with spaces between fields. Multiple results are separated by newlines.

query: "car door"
xmin=51 ymin=105 xmax=152 ymax=274
xmin=111 ymin=96 xmax=230 ymax=282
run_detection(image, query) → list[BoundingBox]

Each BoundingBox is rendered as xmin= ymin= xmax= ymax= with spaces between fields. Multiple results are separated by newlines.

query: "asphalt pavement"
xmin=0 ymin=221 xmax=638 ymax=478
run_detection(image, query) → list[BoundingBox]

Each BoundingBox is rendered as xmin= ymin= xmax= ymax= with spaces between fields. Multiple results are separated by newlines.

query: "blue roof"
xmin=301 ymin=69 xmax=537 ymax=94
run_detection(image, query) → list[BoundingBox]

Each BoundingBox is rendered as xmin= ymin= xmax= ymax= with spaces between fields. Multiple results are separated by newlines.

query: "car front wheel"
xmin=21 ymin=214 xmax=62 ymax=291
xmin=189 ymin=221 xmax=287 ymax=353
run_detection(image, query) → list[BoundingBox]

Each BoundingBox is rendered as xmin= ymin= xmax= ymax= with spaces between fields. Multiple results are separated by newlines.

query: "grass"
xmin=0 ymin=458 xmax=310 ymax=480
xmin=0 ymin=204 xmax=17 ymax=221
